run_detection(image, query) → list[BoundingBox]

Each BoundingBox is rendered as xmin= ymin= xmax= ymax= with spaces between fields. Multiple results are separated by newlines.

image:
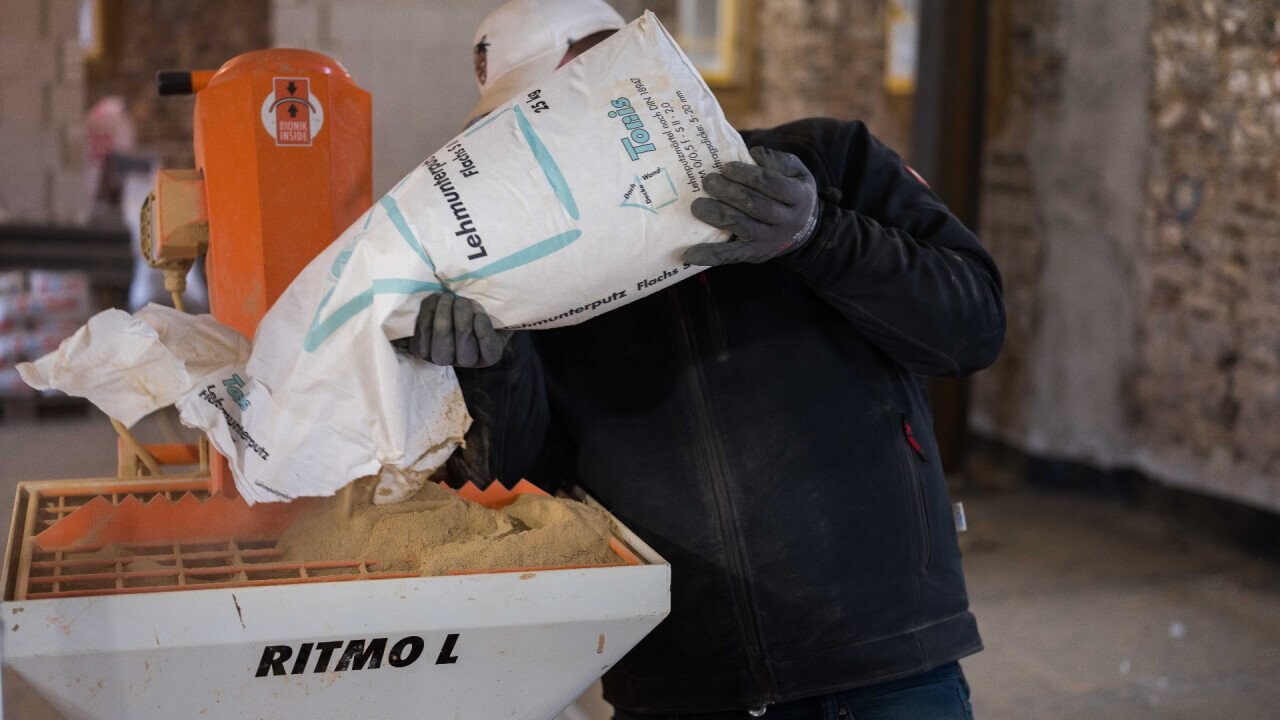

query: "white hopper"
xmin=1 ymin=477 xmax=669 ymax=719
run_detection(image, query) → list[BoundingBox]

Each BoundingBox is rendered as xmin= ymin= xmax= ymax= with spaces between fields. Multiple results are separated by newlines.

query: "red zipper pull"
xmin=903 ymin=419 xmax=928 ymax=461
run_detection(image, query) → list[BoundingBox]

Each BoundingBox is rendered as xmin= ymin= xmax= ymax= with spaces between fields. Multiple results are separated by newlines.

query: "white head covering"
xmin=469 ymin=0 xmax=625 ymax=122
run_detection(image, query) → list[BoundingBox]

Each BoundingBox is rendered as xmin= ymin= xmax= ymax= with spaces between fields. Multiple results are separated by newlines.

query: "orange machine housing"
xmin=188 ymin=49 xmax=373 ymax=493
xmin=194 ymin=49 xmax=372 ymax=336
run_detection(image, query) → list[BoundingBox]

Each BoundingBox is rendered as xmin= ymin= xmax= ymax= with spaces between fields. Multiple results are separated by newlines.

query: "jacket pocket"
xmin=899 ymin=412 xmax=931 ymax=574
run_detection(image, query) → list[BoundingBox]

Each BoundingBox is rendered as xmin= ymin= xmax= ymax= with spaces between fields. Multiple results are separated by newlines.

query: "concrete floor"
xmin=960 ymin=491 xmax=1280 ymax=719
xmin=1 ymin=414 xmax=1279 ymax=718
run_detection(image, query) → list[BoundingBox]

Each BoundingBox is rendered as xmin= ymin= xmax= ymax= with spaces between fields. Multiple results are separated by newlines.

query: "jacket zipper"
xmin=670 ymin=288 xmax=776 ymax=705
xmin=698 ymin=272 xmax=730 ymax=361
xmin=900 ymin=413 xmax=931 ymax=574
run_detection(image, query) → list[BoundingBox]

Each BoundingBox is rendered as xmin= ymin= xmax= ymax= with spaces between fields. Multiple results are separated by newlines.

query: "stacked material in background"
xmin=0 ymin=270 xmax=92 ymax=400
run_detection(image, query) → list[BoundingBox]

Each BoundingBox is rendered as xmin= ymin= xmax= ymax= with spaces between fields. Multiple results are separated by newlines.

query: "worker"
xmin=408 ymin=1 xmax=1006 ymax=718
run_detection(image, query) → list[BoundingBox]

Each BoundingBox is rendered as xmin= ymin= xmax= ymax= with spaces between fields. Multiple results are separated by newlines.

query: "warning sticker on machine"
xmin=261 ymin=77 xmax=325 ymax=146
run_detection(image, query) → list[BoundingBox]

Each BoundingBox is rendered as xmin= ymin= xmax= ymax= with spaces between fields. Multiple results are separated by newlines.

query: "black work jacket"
xmin=452 ymin=118 xmax=1006 ymax=714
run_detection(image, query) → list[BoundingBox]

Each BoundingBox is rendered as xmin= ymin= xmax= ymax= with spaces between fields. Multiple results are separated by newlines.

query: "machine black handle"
xmin=157 ymin=71 xmax=194 ymax=96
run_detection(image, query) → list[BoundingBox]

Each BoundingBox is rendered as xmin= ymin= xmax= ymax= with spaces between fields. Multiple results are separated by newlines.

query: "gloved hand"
xmin=406 ymin=293 xmax=509 ymax=368
xmin=685 ymin=146 xmax=820 ymax=266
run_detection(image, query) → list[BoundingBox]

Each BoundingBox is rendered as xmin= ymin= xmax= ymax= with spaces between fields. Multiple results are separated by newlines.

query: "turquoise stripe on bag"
xmin=303 ymin=278 xmax=443 ymax=352
xmin=447 ymin=229 xmax=581 ymax=282
xmin=378 ymin=196 xmax=435 ymax=271
xmin=514 ymin=105 xmax=579 ymax=221
xmin=304 ymin=105 xmax=585 ymax=352
xmin=461 ymin=106 xmax=579 ymax=223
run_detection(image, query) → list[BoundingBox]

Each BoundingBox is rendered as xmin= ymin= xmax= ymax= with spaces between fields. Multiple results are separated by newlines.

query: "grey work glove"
xmin=685 ymin=146 xmax=820 ymax=266
xmin=407 ymin=293 xmax=509 ymax=368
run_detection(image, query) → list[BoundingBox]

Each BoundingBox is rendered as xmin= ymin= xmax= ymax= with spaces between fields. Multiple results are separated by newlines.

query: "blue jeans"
xmin=613 ymin=662 xmax=974 ymax=720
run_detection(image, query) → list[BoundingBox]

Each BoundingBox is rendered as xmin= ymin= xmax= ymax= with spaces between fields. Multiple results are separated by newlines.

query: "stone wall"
xmin=0 ymin=0 xmax=86 ymax=225
xmin=1135 ymin=0 xmax=1280 ymax=510
xmin=86 ymin=0 xmax=270 ymax=169
xmin=971 ymin=0 xmax=1151 ymax=469
xmin=969 ymin=1 xmax=1059 ymax=450
xmin=973 ymin=0 xmax=1280 ymax=512
xmin=739 ymin=0 xmax=904 ymax=152
xmin=616 ymin=0 xmax=904 ymax=153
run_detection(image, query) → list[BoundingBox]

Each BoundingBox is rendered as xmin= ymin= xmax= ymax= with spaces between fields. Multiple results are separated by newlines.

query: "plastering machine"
xmin=1 ymin=50 xmax=669 ymax=720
